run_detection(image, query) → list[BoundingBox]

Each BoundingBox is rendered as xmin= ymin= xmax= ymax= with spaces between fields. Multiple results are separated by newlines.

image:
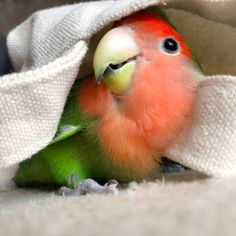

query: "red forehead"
xmin=117 ymin=11 xmax=192 ymax=58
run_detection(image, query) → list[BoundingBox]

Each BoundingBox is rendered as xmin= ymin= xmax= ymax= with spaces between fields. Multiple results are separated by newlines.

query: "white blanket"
xmin=1 ymin=0 xmax=236 ymax=178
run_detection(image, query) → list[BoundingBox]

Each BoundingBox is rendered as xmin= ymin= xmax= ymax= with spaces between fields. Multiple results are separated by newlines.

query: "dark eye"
xmin=161 ymin=37 xmax=179 ymax=54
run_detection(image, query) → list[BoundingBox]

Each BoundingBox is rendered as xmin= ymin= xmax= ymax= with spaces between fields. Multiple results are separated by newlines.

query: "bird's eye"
xmin=161 ymin=37 xmax=179 ymax=54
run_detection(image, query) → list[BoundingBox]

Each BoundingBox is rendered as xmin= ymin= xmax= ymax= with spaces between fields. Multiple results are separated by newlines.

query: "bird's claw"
xmin=58 ymin=179 xmax=119 ymax=196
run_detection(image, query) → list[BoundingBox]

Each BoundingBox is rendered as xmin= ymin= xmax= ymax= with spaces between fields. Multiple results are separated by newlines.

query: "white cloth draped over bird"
xmin=0 ymin=0 xmax=236 ymax=177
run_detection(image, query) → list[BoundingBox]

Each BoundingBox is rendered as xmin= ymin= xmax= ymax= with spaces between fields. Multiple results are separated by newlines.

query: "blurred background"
xmin=0 ymin=0 xmax=81 ymax=34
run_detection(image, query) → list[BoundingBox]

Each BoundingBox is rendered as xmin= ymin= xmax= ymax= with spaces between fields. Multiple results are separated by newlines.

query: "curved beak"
xmin=93 ymin=26 xmax=139 ymax=84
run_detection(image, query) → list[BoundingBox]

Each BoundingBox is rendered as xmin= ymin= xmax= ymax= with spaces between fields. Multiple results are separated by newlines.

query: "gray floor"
xmin=0 ymin=173 xmax=235 ymax=236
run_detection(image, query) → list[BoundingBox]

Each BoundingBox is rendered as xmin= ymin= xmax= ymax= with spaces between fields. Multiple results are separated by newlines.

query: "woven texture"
xmin=1 ymin=0 xmax=236 ymax=177
xmin=166 ymin=76 xmax=236 ymax=177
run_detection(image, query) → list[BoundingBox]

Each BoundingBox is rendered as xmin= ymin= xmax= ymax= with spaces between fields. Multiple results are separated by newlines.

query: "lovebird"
xmin=14 ymin=10 xmax=201 ymax=195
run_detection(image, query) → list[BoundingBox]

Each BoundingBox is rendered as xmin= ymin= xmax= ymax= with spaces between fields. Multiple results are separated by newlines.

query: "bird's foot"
xmin=58 ymin=179 xmax=119 ymax=196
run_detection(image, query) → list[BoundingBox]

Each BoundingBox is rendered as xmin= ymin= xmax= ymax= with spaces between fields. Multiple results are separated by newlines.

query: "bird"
xmin=14 ymin=10 xmax=201 ymax=196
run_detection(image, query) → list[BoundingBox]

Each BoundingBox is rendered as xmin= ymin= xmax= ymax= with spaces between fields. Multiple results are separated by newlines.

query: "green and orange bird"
xmin=14 ymin=10 xmax=200 ymax=195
